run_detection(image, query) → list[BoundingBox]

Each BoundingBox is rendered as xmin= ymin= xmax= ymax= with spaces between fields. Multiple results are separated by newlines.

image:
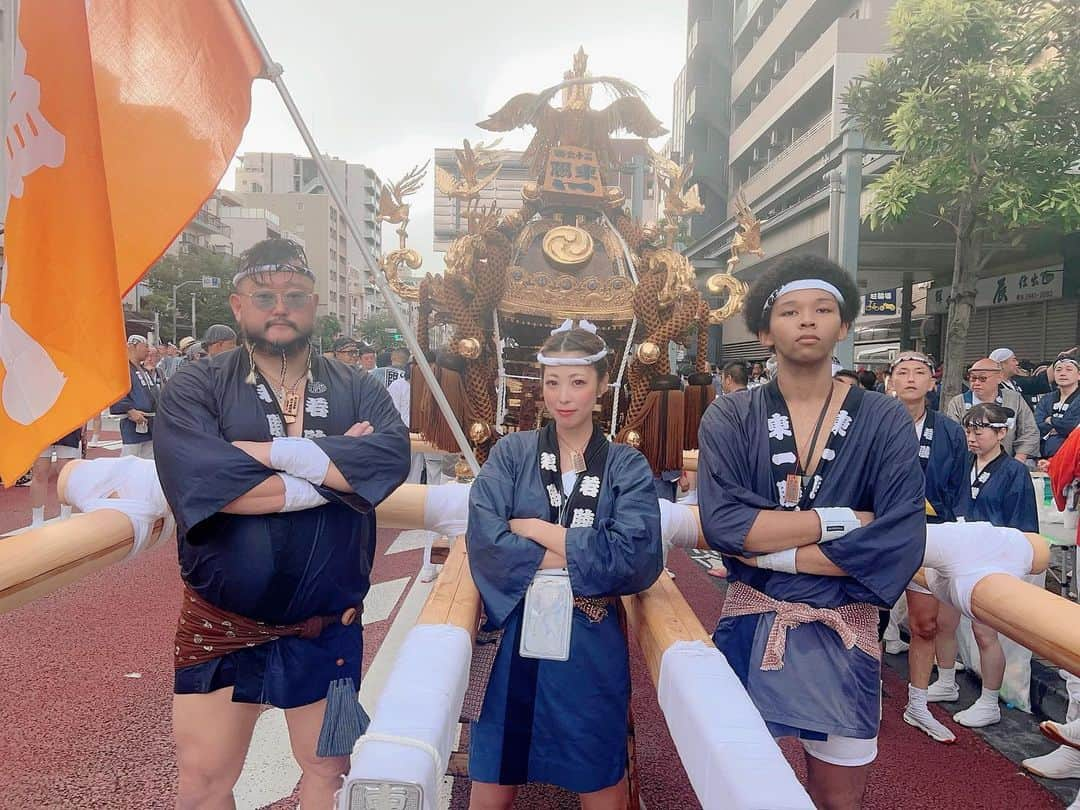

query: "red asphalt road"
xmin=0 ymin=440 xmax=1064 ymax=809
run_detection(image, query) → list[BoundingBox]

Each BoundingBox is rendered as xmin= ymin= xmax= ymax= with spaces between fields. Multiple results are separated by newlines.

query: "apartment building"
xmin=677 ymin=0 xmax=1076 ymax=364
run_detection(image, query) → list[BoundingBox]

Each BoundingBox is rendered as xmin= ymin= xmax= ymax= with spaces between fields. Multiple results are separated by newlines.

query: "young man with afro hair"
xmin=697 ymin=254 xmax=925 ymax=809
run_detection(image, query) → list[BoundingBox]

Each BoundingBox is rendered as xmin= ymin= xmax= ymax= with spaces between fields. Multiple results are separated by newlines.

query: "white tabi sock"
xmin=31 ymin=506 xmax=45 ymax=527
xmin=60 ymin=504 xmax=72 ymax=520
xmin=979 ymin=687 xmax=1000 ymax=705
xmin=908 ymin=683 xmax=929 ymax=710
xmin=936 ymin=666 xmax=956 ymax=687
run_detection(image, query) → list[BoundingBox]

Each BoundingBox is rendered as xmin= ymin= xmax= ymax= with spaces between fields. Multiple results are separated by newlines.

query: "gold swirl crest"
xmin=542 ymin=225 xmax=594 ymax=271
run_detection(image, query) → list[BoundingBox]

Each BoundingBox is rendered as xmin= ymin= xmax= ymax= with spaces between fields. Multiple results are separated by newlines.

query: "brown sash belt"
xmin=175 ymin=583 xmax=361 ymax=669
xmin=720 ymin=580 xmax=881 ymax=671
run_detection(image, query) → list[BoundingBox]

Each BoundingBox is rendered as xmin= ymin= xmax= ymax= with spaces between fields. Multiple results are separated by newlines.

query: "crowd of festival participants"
xmin=9 ymin=236 xmax=1080 ymax=809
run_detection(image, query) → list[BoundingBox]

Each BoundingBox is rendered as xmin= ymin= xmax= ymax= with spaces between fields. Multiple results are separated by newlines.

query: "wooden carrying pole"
xmin=0 ymin=463 xmax=431 ymax=615
xmin=409 ymin=435 xmax=700 ymax=471
xmin=6 ymin=468 xmax=1077 ymax=680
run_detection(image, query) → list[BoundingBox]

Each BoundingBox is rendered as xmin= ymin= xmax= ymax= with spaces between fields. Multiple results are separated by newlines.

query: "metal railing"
xmin=741 ymin=113 xmax=831 ymax=203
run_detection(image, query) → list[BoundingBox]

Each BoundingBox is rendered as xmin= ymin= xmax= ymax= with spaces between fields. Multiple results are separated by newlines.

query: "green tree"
xmin=138 ymin=249 xmax=239 ymax=342
xmin=316 ymin=315 xmax=343 ymax=351
xmin=356 ymin=312 xmax=399 ymax=350
xmin=844 ymin=0 xmax=1080 ymax=401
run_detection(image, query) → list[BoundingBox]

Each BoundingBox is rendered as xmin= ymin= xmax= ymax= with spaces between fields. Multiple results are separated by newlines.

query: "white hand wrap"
xmin=755 ymin=548 xmax=798 ymax=574
xmin=814 ymin=506 xmax=861 ymax=543
xmin=270 ymin=437 xmax=331 ymax=485
xmin=277 ymin=472 xmax=330 ymax=512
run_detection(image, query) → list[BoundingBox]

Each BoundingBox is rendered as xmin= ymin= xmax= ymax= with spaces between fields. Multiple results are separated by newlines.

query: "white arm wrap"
xmin=270 ymin=437 xmax=331 ymax=485
xmin=813 ymin=506 xmax=860 ymax=543
xmin=277 ymin=472 xmax=330 ymax=512
xmin=755 ymin=548 xmax=798 ymax=574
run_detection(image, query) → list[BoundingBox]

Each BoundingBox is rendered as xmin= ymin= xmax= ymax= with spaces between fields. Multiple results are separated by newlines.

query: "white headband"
xmin=537 ymin=349 xmax=609 ymax=366
xmin=890 ymin=352 xmax=934 ymax=372
xmin=763 ymin=278 xmax=846 ymax=313
xmin=538 ymin=318 xmax=608 ymax=366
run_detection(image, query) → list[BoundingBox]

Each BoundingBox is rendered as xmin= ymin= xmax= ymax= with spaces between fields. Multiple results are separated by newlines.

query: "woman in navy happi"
xmin=1036 ymin=356 xmax=1080 ymax=462
xmin=932 ymin=401 xmax=1038 ymax=731
xmin=466 ymin=324 xmax=662 ymax=809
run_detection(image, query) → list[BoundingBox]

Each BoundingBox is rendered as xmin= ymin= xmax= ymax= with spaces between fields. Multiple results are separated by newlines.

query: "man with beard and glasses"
xmin=154 ymin=238 xmax=410 ymax=809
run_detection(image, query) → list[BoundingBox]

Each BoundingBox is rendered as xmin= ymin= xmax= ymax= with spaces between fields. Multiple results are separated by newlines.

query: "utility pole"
xmin=191 ymin=293 xmax=197 ymax=339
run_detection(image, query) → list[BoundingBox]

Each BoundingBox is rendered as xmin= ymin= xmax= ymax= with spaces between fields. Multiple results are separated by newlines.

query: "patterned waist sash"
xmin=574 ymin=595 xmax=616 ymax=623
xmin=720 ymin=580 xmax=880 ymax=671
xmin=175 ymin=584 xmax=361 ymax=669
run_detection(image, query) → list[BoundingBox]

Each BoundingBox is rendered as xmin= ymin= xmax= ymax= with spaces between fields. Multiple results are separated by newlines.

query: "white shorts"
xmin=801 ymin=734 xmax=878 ymax=767
xmin=121 ymin=443 xmax=155 ymax=460
xmin=38 ymin=445 xmax=81 ymax=460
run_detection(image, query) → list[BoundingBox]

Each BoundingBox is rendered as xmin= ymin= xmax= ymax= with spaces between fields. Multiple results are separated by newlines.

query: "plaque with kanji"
xmin=540 ymin=146 xmax=604 ymax=205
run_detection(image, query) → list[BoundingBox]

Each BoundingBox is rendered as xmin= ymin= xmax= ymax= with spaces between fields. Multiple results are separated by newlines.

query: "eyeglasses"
xmin=337 ymin=349 xmax=360 ymax=356
xmin=240 ymin=291 xmax=315 ymax=311
xmin=967 ymin=372 xmax=998 ymax=383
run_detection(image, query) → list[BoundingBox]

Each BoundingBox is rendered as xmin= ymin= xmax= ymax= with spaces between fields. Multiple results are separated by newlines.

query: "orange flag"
xmin=0 ymin=0 xmax=262 ymax=483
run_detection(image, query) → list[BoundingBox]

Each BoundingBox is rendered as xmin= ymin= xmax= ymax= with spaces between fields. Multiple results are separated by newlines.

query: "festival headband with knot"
xmin=966 ymin=419 xmax=1010 ymax=430
xmin=537 ymin=318 xmax=610 ymax=366
xmin=890 ymin=351 xmax=934 ymax=372
xmin=1054 ymin=356 xmax=1080 ymax=371
xmin=762 ymin=278 xmax=846 ymax=314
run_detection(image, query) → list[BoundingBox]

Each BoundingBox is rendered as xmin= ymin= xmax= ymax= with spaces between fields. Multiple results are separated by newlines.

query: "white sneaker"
xmin=1041 ymin=719 xmax=1080 ymax=752
xmin=1022 ymin=746 xmax=1080 ymax=779
xmin=927 ymin=680 xmax=960 ymax=702
xmin=903 ymin=705 xmax=956 ymax=743
xmin=953 ymin=700 xmax=1001 ymax=728
xmin=885 ymin=639 xmax=909 ymax=655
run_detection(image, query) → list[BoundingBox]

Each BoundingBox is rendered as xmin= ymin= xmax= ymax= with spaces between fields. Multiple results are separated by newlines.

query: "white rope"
xmin=493 ymin=310 xmax=508 ymax=431
xmin=609 ymin=317 xmax=637 ymax=441
xmin=598 ymin=211 xmax=641 ymax=440
xmin=602 ymin=211 xmax=640 ymax=285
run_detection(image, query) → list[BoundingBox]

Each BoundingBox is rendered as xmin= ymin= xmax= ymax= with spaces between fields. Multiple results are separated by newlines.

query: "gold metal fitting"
xmin=635 ymin=341 xmax=662 ymax=365
xmin=457 ymin=337 xmax=482 ymax=359
xmin=603 ymin=186 xmax=626 ymax=208
xmin=706 ymin=273 xmax=749 ymax=324
xmin=454 ymin=457 xmax=476 ymax=484
xmin=542 ymin=225 xmax=595 ymax=270
xmin=623 ymin=430 xmax=642 ymax=449
xmin=468 ymin=421 xmax=492 ymax=445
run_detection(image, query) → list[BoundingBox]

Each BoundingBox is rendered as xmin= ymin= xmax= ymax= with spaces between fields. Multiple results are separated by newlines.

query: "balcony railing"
xmin=736 ymin=113 xmax=832 ymax=209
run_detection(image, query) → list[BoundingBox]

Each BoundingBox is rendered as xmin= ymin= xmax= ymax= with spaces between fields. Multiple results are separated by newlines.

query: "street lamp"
xmin=171 ymin=280 xmax=201 ymax=342
xmin=171 ymin=276 xmax=221 ymax=342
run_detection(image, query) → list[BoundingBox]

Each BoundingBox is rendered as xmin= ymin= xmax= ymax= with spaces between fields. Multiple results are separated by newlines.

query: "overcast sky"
xmin=227 ymin=0 xmax=687 ymax=272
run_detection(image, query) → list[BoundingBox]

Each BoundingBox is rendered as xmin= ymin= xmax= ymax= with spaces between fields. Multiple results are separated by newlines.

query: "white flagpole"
xmin=229 ymin=0 xmax=481 ymax=475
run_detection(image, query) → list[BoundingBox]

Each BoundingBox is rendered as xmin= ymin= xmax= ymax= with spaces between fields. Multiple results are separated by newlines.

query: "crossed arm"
xmin=509 ymin=518 xmax=568 ymax=570
xmin=734 ymin=509 xmax=875 ymax=576
xmin=221 ymin=421 xmax=373 ymax=514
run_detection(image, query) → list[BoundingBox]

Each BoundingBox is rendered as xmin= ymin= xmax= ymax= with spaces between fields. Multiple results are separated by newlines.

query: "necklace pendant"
xmin=281 ymin=391 xmax=301 ymax=423
xmin=784 ymin=473 xmax=802 ymax=507
xmin=570 ymin=450 xmax=587 ymax=474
